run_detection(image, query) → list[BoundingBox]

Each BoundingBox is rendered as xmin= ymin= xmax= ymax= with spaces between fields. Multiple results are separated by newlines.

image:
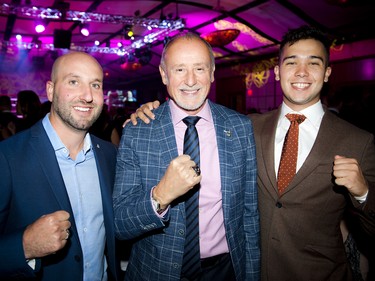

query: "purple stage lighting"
xmin=35 ymin=22 xmax=46 ymax=33
xmin=80 ymin=24 xmax=90 ymax=37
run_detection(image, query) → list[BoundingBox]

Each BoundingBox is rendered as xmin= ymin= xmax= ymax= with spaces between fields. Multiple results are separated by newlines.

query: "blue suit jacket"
xmin=114 ymin=100 xmax=260 ymax=281
xmin=0 ymin=120 xmax=120 ymax=281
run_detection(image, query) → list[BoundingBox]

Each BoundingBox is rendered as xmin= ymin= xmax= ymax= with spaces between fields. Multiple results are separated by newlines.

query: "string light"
xmin=0 ymin=3 xmax=185 ymax=56
xmin=0 ymin=3 xmax=185 ymax=29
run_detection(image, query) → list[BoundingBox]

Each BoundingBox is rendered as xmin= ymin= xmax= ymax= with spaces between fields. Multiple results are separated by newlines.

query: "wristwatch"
xmin=151 ymin=196 xmax=166 ymax=214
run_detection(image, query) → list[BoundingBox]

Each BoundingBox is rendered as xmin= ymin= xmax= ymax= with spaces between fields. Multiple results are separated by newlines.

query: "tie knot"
xmin=286 ymin=113 xmax=306 ymax=124
xmin=183 ymin=116 xmax=201 ymax=127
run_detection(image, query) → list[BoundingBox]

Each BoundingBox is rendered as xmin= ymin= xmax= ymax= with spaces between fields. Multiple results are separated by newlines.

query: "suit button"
xmin=178 ymin=229 xmax=185 ymax=236
xmin=275 ymin=202 xmax=282 ymax=208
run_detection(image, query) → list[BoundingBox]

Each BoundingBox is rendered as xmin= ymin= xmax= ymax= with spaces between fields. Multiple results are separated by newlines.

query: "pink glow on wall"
xmin=363 ymin=59 xmax=375 ymax=80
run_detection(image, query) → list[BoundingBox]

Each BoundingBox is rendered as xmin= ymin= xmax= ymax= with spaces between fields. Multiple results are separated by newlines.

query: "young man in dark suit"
xmin=250 ymin=25 xmax=375 ymax=281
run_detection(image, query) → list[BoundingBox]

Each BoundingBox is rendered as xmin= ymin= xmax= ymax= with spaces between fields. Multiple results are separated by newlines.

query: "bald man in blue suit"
xmin=0 ymin=52 xmax=120 ymax=281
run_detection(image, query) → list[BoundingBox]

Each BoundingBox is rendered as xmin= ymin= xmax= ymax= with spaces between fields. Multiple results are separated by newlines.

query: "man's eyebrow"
xmin=91 ymin=78 xmax=103 ymax=83
xmin=282 ymin=55 xmax=296 ymax=62
xmin=282 ymin=55 xmax=324 ymax=62
xmin=310 ymin=55 xmax=324 ymax=62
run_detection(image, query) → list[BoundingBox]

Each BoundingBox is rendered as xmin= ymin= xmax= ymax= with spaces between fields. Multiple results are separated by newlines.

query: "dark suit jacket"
xmin=250 ymin=108 xmax=375 ymax=281
xmin=0 ymin=120 xmax=120 ymax=281
xmin=113 ymin=100 xmax=260 ymax=281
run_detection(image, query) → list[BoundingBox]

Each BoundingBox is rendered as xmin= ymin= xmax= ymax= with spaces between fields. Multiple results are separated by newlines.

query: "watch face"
xmin=152 ymin=196 xmax=166 ymax=214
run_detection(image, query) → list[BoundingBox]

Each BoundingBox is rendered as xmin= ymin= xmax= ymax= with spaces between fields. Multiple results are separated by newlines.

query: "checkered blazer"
xmin=113 ymin=100 xmax=260 ymax=281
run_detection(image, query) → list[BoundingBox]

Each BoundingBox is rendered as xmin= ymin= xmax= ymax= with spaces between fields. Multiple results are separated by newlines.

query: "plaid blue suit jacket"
xmin=114 ymin=100 xmax=260 ymax=280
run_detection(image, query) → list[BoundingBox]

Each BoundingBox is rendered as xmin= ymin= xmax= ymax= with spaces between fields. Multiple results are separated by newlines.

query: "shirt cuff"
xmin=354 ymin=191 xmax=368 ymax=203
xmin=150 ymin=187 xmax=169 ymax=217
xmin=26 ymin=259 xmax=36 ymax=270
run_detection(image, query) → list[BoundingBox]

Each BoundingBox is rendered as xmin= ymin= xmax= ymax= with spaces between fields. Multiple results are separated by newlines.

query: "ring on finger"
xmin=192 ymin=165 xmax=201 ymax=176
xmin=65 ymin=229 xmax=70 ymax=240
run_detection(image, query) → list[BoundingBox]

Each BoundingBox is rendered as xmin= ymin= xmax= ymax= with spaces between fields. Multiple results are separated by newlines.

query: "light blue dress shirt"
xmin=42 ymin=114 xmax=107 ymax=281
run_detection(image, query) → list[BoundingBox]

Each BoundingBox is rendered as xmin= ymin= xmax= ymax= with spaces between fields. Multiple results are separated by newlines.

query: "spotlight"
xmin=124 ymin=26 xmax=134 ymax=40
xmin=35 ymin=21 xmax=46 ymax=33
xmin=80 ymin=23 xmax=90 ymax=37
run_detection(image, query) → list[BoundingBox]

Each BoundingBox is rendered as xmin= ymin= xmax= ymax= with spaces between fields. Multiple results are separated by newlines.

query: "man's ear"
xmin=210 ymin=66 xmax=215 ymax=83
xmin=274 ymin=65 xmax=280 ymax=81
xmin=324 ymin=66 xmax=332 ymax=82
xmin=159 ymin=66 xmax=168 ymax=85
xmin=46 ymin=81 xmax=54 ymax=102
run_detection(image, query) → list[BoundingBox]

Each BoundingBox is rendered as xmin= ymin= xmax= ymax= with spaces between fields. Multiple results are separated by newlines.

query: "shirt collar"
xmin=280 ymin=100 xmax=325 ymax=128
xmin=42 ymin=113 xmax=92 ymax=154
xmin=169 ymin=99 xmax=213 ymax=126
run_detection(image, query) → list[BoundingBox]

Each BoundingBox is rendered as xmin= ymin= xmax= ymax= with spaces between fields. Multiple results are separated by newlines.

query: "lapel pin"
xmin=224 ymin=130 xmax=231 ymax=137
xmin=97 ymin=144 xmax=100 ymax=148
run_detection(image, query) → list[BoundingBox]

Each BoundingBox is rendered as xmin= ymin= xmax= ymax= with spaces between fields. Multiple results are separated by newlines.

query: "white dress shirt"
xmin=275 ymin=101 xmax=324 ymax=175
xmin=274 ymin=101 xmax=367 ymax=202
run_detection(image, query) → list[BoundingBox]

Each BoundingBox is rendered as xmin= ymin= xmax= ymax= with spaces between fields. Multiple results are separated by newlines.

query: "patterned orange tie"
xmin=277 ymin=113 xmax=306 ymax=194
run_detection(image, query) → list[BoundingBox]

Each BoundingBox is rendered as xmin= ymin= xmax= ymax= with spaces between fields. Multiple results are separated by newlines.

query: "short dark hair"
xmin=279 ymin=25 xmax=331 ymax=66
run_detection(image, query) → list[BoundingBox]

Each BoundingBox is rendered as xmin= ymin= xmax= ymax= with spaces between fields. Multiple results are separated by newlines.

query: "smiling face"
xmin=46 ymin=52 xmax=104 ymax=133
xmin=159 ymin=36 xmax=215 ymax=115
xmin=274 ymin=39 xmax=332 ymax=111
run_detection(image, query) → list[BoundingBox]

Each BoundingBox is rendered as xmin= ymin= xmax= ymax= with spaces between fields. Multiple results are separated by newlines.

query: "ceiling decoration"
xmin=0 ymin=3 xmax=184 ymax=29
xmin=0 ymin=2 xmax=184 ymax=56
xmin=0 ymin=0 xmax=374 ymax=87
xmin=201 ymin=29 xmax=240 ymax=47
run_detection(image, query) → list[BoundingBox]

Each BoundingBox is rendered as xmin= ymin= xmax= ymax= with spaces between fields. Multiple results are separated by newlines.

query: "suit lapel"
xmin=29 ymin=123 xmax=74 ymax=213
xmin=91 ymin=138 xmax=113 ymax=228
xmin=210 ymin=102 xmax=234 ymax=218
xmin=91 ymin=137 xmax=117 ymax=272
xmin=258 ymin=110 xmax=279 ymax=195
xmin=154 ymin=103 xmax=183 ymax=216
xmin=29 ymin=122 xmax=79 ymax=247
xmin=155 ymin=102 xmax=179 ymax=168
